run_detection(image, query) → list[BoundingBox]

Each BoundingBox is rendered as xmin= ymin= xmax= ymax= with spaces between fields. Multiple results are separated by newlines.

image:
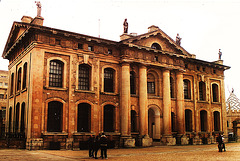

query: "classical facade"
xmin=0 ymin=70 xmax=8 ymax=138
xmin=226 ymin=90 xmax=240 ymax=141
xmin=2 ymin=15 xmax=230 ymax=150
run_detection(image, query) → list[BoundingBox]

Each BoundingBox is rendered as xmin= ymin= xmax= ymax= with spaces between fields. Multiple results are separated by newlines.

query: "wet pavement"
xmin=0 ymin=142 xmax=240 ymax=161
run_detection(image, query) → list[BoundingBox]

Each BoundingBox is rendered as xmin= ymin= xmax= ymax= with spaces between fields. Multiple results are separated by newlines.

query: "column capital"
xmin=121 ymin=61 xmax=130 ymax=66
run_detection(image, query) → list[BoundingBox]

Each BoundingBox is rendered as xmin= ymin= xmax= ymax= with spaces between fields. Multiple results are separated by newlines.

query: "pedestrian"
xmin=93 ymin=134 xmax=100 ymax=159
xmin=216 ymin=133 xmax=223 ymax=152
xmin=88 ymin=135 xmax=94 ymax=157
xmin=222 ymin=135 xmax=226 ymax=151
xmin=100 ymin=133 xmax=108 ymax=159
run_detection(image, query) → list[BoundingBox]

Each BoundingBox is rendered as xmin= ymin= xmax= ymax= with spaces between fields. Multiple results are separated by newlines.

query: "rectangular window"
xmin=108 ymin=49 xmax=112 ymax=55
xmin=56 ymin=39 xmax=61 ymax=45
xmin=4 ymin=83 xmax=8 ymax=87
xmin=0 ymin=94 xmax=4 ymax=99
xmin=49 ymin=60 xmax=63 ymax=88
xmin=78 ymin=43 xmax=83 ymax=49
xmin=78 ymin=65 xmax=90 ymax=90
xmin=147 ymin=82 xmax=155 ymax=94
xmin=0 ymin=82 xmax=2 ymax=86
xmin=88 ymin=45 xmax=94 ymax=51
xmin=104 ymin=69 xmax=114 ymax=93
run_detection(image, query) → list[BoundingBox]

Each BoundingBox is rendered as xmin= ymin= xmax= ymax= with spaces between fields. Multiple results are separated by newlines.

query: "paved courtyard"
xmin=0 ymin=142 xmax=240 ymax=161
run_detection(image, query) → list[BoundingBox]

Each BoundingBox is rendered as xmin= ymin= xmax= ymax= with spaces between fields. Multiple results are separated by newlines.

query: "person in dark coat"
xmin=93 ymin=134 xmax=100 ymax=159
xmin=88 ymin=135 xmax=94 ymax=157
xmin=216 ymin=134 xmax=223 ymax=152
xmin=100 ymin=133 xmax=108 ymax=159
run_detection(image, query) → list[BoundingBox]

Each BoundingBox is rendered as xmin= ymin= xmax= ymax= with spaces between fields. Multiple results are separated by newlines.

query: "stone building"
xmin=226 ymin=90 xmax=240 ymax=141
xmin=0 ymin=70 xmax=8 ymax=138
xmin=2 ymin=15 xmax=230 ymax=150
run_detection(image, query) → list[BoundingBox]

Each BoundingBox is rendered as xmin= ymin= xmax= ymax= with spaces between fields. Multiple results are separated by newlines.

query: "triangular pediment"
xmin=120 ymin=26 xmax=193 ymax=58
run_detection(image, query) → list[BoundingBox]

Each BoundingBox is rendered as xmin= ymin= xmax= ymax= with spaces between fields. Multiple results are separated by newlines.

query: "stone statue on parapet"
xmin=123 ymin=18 xmax=128 ymax=34
xmin=218 ymin=49 xmax=222 ymax=60
xmin=176 ymin=33 xmax=182 ymax=45
xmin=35 ymin=1 xmax=42 ymax=17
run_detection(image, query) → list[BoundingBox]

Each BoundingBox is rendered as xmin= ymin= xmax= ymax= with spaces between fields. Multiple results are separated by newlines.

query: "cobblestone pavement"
xmin=0 ymin=142 xmax=240 ymax=161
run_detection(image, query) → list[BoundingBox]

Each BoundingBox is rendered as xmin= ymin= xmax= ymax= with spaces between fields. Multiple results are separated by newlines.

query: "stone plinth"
xmin=121 ymin=136 xmax=135 ymax=148
xmin=161 ymin=135 xmax=176 ymax=146
xmin=26 ymin=138 xmax=43 ymax=150
xmin=141 ymin=135 xmax=153 ymax=147
xmin=31 ymin=16 xmax=44 ymax=26
xmin=66 ymin=138 xmax=73 ymax=150
xmin=181 ymin=135 xmax=189 ymax=145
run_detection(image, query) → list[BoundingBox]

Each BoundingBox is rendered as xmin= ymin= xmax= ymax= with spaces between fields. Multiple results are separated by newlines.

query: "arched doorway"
xmin=148 ymin=106 xmax=161 ymax=140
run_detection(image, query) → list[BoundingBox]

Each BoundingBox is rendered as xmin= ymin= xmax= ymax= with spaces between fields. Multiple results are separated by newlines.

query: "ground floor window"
xmin=104 ymin=105 xmax=115 ymax=132
xmin=200 ymin=110 xmax=207 ymax=132
xmin=47 ymin=101 xmax=63 ymax=132
xmin=77 ymin=103 xmax=91 ymax=132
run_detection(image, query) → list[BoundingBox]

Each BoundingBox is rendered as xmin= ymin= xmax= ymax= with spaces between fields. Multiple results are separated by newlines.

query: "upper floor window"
xmin=17 ymin=68 xmax=22 ymax=91
xmin=151 ymin=43 xmax=161 ymax=50
xmin=0 ymin=82 xmax=2 ymax=86
xmin=212 ymin=83 xmax=219 ymax=102
xmin=78 ymin=64 xmax=90 ymax=90
xmin=22 ymin=62 xmax=27 ymax=89
xmin=184 ymin=79 xmax=191 ymax=99
xmin=88 ymin=45 xmax=94 ymax=51
xmin=104 ymin=68 xmax=114 ymax=93
xmin=55 ymin=39 xmax=61 ymax=45
xmin=130 ymin=71 xmax=136 ymax=94
xmin=199 ymin=81 xmax=206 ymax=101
xmin=147 ymin=73 xmax=155 ymax=94
xmin=49 ymin=60 xmax=63 ymax=88
xmin=78 ymin=43 xmax=83 ymax=49
xmin=170 ymin=77 xmax=174 ymax=98
xmin=10 ymin=73 xmax=14 ymax=95
xmin=4 ymin=83 xmax=8 ymax=87
xmin=108 ymin=49 xmax=112 ymax=55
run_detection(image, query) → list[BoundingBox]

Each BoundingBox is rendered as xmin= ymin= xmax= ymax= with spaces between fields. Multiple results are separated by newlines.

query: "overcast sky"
xmin=0 ymin=0 xmax=239 ymax=98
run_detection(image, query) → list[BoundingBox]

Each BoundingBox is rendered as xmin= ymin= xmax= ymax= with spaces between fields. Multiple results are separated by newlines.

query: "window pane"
xmin=49 ymin=60 xmax=63 ymax=88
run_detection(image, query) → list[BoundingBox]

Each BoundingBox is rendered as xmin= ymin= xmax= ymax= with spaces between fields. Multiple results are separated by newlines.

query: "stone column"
xmin=139 ymin=64 xmax=148 ymax=136
xmin=176 ymin=71 xmax=188 ymax=145
xmin=161 ymin=69 xmax=176 ymax=145
xmin=120 ymin=62 xmax=130 ymax=136
xmin=163 ymin=69 xmax=171 ymax=135
xmin=120 ymin=62 xmax=135 ymax=147
xmin=139 ymin=64 xmax=152 ymax=147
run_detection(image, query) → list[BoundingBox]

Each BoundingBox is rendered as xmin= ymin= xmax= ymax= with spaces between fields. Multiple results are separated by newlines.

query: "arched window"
xmin=10 ymin=73 xmax=14 ymax=95
xmin=200 ymin=110 xmax=207 ymax=132
xmin=77 ymin=103 xmax=91 ymax=132
xmin=185 ymin=109 xmax=192 ymax=132
xmin=78 ymin=64 xmax=90 ymax=90
xmin=20 ymin=102 xmax=25 ymax=133
xmin=131 ymin=110 xmax=137 ymax=132
xmin=147 ymin=73 xmax=155 ymax=94
xmin=17 ymin=68 xmax=22 ymax=91
xmin=47 ymin=101 xmax=63 ymax=132
xmin=199 ymin=81 xmax=206 ymax=101
xmin=184 ymin=79 xmax=191 ymax=99
xmin=15 ymin=103 xmax=20 ymax=132
xmin=104 ymin=105 xmax=115 ymax=132
xmin=151 ymin=43 xmax=161 ymax=50
xmin=104 ymin=68 xmax=114 ymax=93
xmin=22 ymin=63 xmax=27 ymax=89
xmin=49 ymin=60 xmax=63 ymax=88
xmin=9 ymin=107 xmax=12 ymax=132
xmin=212 ymin=84 xmax=219 ymax=102
xmin=130 ymin=71 xmax=136 ymax=95
xmin=214 ymin=111 xmax=220 ymax=131
xmin=170 ymin=77 xmax=174 ymax=98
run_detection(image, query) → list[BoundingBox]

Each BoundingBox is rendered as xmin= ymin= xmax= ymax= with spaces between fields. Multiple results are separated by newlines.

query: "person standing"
xmin=88 ymin=135 xmax=94 ymax=157
xmin=216 ymin=133 xmax=223 ymax=152
xmin=100 ymin=133 xmax=108 ymax=159
xmin=93 ymin=135 xmax=100 ymax=159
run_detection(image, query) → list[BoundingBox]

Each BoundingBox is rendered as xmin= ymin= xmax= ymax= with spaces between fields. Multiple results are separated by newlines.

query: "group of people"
xmin=88 ymin=133 xmax=108 ymax=159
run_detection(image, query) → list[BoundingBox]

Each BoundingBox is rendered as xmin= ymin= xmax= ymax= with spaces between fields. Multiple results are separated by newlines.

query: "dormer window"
xmin=151 ymin=43 xmax=161 ymax=50
xmin=108 ymin=49 xmax=112 ymax=55
xmin=78 ymin=43 xmax=83 ymax=49
xmin=88 ymin=45 xmax=94 ymax=51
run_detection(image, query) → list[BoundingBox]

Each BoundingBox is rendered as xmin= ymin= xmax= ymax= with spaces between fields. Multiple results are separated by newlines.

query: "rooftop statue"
xmin=35 ymin=1 xmax=42 ymax=17
xmin=218 ymin=49 xmax=222 ymax=60
xmin=123 ymin=18 xmax=128 ymax=34
xmin=176 ymin=33 xmax=182 ymax=45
